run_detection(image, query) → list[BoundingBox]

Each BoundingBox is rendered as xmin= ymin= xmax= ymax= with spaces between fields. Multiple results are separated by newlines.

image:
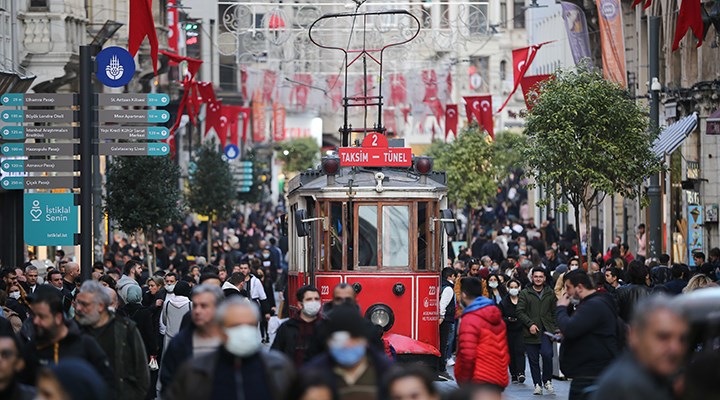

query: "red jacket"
xmin=455 ymin=296 xmax=509 ymax=387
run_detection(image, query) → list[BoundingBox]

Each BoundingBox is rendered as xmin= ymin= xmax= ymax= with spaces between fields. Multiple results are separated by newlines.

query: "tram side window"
xmin=417 ymin=202 xmax=428 ymax=270
xmin=383 ymin=205 xmax=409 ymax=267
xmin=329 ymin=202 xmax=343 ymax=270
xmin=357 ymin=205 xmax=378 ymax=266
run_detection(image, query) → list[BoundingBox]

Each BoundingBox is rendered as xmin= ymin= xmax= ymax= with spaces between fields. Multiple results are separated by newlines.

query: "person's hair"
xmin=460 ymin=277 xmax=484 ymax=298
xmin=123 ymin=260 xmax=140 ymax=276
xmin=692 ymin=251 xmax=706 ymax=261
xmin=202 ymin=265 xmax=219 ymax=275
xmin=0 ymin=268 xmax=16 ymax=280
xmin=25 ymin=265 xmax=38 ymax=274
xmin=164 ymin=272 xmax=178 ymax=281
xmin=605 ymin=267 xmax=620 ymax=279
xmin=530 ymin=267 xmax=546 ymax=277
xmin=27 ymin=285 xmax=64 ymax=316
xmin=441 ymin=267 xmax=456 ymax=280
xmin=563 ymin=269 xmax=595 ymax=289
xmin=79 ymin=280 xmax=112 ymax=307
xmin=385 ymin=366 xmax=438 ymax=398
xmin=620 ymin=243 xmax=630 ymax=252
xmin=99 ymin=275 xmax=116 ymax=290
xmin=47 ymin=270 xmax=62 ymax=282
xmin=92 ymin=262 xmax=104 ymax=272
xmin=626 ymin=261 xmax=649 ymax=285
xmin=147 ymin=276 xmax=164 ymax=288
xmin=466 ymin=258 xmax=480 ymax=268
xmin=506 ymin=278 xmax=521 ymax=288
xmin=631 ymin=295 xmax=683 ymax=331
xmin=683 ymin=274 xmax=715 ymax=294
xmin=659 ymin=254 xmax=670 ymax=265
xmin=638 ymin=223 xmax=645 ymax=229
xmin=293 ymin=370 xmax=338 ymax=400
xmin=215 ymin=296 xmax=260 ymax=324
xmin=708 ymin=247 xmax=720 ymax=259
xmin=191 ymin=284 xmax=224 ymax=305
xmin=228 ymin=272 xmax=245 ymax=285
xmin=333 ymin=283 xmax=355 ymax=297
xmin=296 ymin=285 xmax=320 ymax=302
xmin=671 ymin=264 xmax=689 ymax=279
xmin=199 ymin=273 xmax=221 ymax=284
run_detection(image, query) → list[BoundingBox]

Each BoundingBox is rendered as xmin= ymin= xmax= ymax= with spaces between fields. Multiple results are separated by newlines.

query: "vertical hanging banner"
xmin=445 ymin=104 xmax=458 ymax=139
xmin=463 ymin=96 xmax=494 ymax=139
xmin=167 ymin=0 xmax=179 ymax=57
xmin=389 ymin=73 xmax=407 ymax=106
xmin=561 ymin=2 xmax=593 ymax=66
xmin=497 ymin=41 xmax=552 ymax=112
xmin=128 ymin=0 xmax=159 ymax=74
xmin=272 ymin=103 xmax=286 ymax=142
xmin=252 ymin=94 xmax=266 ymax=143
xmin=596 ymin=0 xmax=627 ymax=88
xmin=383 ymin=109 xmax=397 ymax=134
xmin=672 ymin=0 xmax=703 ymax=51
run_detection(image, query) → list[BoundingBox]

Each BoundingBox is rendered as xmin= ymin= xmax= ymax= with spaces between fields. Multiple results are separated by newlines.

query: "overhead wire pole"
xmin=79 ymin=45 xmax=98 ymax=280
xmin=647 ymin=16 xmax=661 ymax=259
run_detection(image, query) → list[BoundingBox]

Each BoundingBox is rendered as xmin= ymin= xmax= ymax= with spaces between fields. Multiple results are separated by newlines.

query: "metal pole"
xmin=79 ymin=45 xmax=96 ymax=280
xmin=647 ymin=16 xmax=662 ymax=259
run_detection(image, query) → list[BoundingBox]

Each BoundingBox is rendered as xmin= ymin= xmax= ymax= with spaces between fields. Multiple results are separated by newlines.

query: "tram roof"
xmin=287 ymin=166 xmax=448 ymax=196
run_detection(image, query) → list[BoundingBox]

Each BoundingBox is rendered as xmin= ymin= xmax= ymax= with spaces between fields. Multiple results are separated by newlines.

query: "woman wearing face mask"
xmin=500 ymin=279 xmax=526 ymax=384
xmin=5 ymin=283 xmax=30 ymax=321
xmin=0 ymin=289 xmax=22 ymax=333
xmin=484 ymin=274 xmax=507 ymax=305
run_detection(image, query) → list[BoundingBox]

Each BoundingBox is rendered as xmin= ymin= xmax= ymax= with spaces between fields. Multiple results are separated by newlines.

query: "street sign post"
xmin=97 ymin=143 xmax=169 ymax=156
xmin=1 ymin=110 xmax=77 ymax=123
xmin=97 ymin=126 xmax=169 ymax=140
xmin=96 ymin=93 xmax=170 ymax=107
xmin=1 ymin=143 xmax=76 ymax=157
xmin=97 ymin=110 xmax=170 ymax=123
xmin=1 ymin=159 xmax=77 ymax=173
xmin=1 ymin=93 xmax=77 ymax=107
xmin=24 ymin=193 xmax=78 ymax=246
xmin=2 ymin=176 xmax=78 ymax=190
xmin=1 ymin=126 xmax=78 ymax=140
xmin=338 ymin=133 xmax=412 ymax=167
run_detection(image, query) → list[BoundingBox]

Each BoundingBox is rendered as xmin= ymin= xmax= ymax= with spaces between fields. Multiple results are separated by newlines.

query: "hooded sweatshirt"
xmin=455 ymin=296 xmax=509 ymax=387
xmin=159 ymin=295 xmax=191 ymax=350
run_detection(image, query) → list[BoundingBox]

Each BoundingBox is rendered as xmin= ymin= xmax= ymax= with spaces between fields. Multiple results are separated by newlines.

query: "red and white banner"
xmin=463 ymin=95 xmax=494 ymax=139
xmin=497 ymin=41 xmax=552 ymax=112
xmin=290 ymin=74 xmax=312 ymax=111
xmin=672 ymin=0 xmax=703 ymax=51
xmin=389 ymin=73 xmax=407 ymax=106
xmin=327 ymin=76 xmax=343 ymax=112
xmin=596 ymin=0 xmax=627 ymax=87
xmin=252 ymin=93 xmax=266 ymax=143
xmin=445 ymin=104 xmax=458 ymax=139
xmin=128 ymin=0 xmax=159 ymax=74
xmin=262 ymin=71 xmax=277 ymax=104
xmin=422 ymin=70 xmax=444 ymax=123
xmin=272 ymin=103 xmax=286 ymax=142
xmin=166 ymin=0 xmax=179 ymax=57
xmin=383 ymin=109 xmax=397 ymax=134
xmin=520 ymin=74 xmax=553 ymax=110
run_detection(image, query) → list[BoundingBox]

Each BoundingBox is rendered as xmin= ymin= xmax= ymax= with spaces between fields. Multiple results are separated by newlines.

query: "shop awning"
xmin=652 ymin=112 xmax=698 ymax=158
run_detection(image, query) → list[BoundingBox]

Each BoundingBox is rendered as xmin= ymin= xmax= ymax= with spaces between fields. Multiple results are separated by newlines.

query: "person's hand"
xmin=529 ymin=324 xmax=539 ymax=335
xmin=265 ymin=313 xmax=271 ymax=321
xmin=439 ymin=318 xmax=444 ymax=325
xmin=557 ymin=293 xmax=571 ymax=307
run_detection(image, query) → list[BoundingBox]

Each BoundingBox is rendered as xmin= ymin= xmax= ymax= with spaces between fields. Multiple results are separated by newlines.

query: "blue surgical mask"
xmin=330 ymin=344 xmax=366 ymax=367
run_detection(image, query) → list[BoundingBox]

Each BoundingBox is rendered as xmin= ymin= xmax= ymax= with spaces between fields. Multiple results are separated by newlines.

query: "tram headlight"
xmin=365 ymin=304 xmax=395 ymax=332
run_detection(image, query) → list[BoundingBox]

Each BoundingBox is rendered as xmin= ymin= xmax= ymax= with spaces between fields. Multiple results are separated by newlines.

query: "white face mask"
xmin=569 ymin=264 xmax=579 ymax=271
xmin=508 ymin=288 xmax=520 ymax=297
xmin=9 ymin=291 xmax=20 ymax=300
xmin=489 ymin=281 xmax=499 ymax=289
xmin=302 ymin=300 xmax=321 ymax=317
xmin=224 ymin=325 xmax=261 ymax=357
xmin=165 ymin=284 xmax=175 ymax=293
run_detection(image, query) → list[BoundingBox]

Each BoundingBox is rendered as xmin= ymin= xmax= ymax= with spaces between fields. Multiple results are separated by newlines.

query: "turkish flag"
xmin=272 ymin=103 xmax=286 ymax=142
xmin=128 ymin=0 xmax=159 ymax=74
xmin=520 ymin=74 xmax=552 ymax=110
xmin=497 ymin=42 xmax=552 ymax=112
xmin=205 ymin=100 xmax=222 ymax=137
xmin=383 ymin=109 xmax=397 ymax=134
xmin=463 ymin=96 xmax=494 ymax=139
xmin=197 ymin=82 xmax=216 ymax=103
xmin=167 ymin=0 xmax=179 ymax=56
xmin=631 ymin=0 xmax=652 ymax=9
xmin=672 ymin=0 xmax=703 ymax=51
xmin=223 ymin=106 xmax=242 ymax=147
xmin=445 ymin=104 xmax=458 ymax=139
xmin=239 ymin=108 xmax=250 ymax=144
xmin=389 ymin=73 xmax=407 ymax=106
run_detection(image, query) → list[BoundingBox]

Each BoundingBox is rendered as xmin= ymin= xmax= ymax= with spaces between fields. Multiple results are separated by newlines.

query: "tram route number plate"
xmin=338 ymin=133 xmax=412 ymax=167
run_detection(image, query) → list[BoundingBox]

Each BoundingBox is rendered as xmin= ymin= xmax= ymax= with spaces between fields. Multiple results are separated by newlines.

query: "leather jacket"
xmin=616 ymin=284 xmax=651 ymax=323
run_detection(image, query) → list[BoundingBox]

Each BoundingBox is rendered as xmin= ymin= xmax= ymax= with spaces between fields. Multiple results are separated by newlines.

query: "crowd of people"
xmin=0 ymin=202 xmax=719 ymax=400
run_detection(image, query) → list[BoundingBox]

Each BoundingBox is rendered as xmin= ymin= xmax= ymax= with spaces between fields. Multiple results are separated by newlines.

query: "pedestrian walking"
xmin=438 ymin=267 xmax=457 ymax=375
xmin=159 ymin=280 xmax=192 ymax=351
xmin=500 ymin=279 xmax=526 ymax=384
xmin=517 ymin=267 xmax=557 ymax=395
xmin=556 ymin=270 xmax=619 ymax=400
xmin=272 ymin=285 xmax=323 ymax=367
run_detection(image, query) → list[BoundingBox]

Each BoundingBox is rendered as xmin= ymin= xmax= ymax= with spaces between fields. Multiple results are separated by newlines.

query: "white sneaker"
xmin=533 ymin=384 xmax=543 ymax=395
xmin=544 ymin=381 xmax=555 ymax=394
xmin=446 ymin=357 xmax=456 ymax=367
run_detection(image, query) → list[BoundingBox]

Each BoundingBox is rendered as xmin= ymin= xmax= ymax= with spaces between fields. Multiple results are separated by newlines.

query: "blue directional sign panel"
xmin=95 ymin=46 xmax=136 ymax=88
xmin=224 ymin=144 xmax=239 ymax=160
xmin=24 ymin=193 xmax=78 ymax=246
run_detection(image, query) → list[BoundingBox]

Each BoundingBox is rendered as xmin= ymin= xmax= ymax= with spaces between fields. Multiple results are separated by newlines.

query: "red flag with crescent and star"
xmin=672 ymin=0 xmax=703 ymax=51
xmin=497 ymin=41 xmax=552 ymax=113
xmin=463 ymin=96 xmax=494 ymax=139
xmin=520 ymin=74 xmax=553 ymax=110
xmin=128 ymin=0 xmax=159 ymax=74
xmin=445 ymin=104 xmax=458 ymax=140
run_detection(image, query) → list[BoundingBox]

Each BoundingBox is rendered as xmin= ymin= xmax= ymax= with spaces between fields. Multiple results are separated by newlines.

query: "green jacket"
xmin=516 ymin=285 xmax=558 ymax=344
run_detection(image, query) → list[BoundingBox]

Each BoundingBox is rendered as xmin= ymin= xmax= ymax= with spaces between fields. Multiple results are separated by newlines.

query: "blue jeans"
xmin=525 ymin=334 xmax=553 ymax=385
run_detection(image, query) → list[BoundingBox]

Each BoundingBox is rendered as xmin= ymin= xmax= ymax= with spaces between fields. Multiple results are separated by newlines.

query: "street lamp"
xmin=647 ymin=16 xmax=662 ymax=259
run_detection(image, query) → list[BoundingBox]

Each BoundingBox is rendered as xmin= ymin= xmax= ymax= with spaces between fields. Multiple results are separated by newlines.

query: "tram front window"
xmin=357 ymin=205 xmax=378 ymax=266
xmin=383 ymin=205 xmax=409 ymax=267
xmin=330 ymin=202 xmax=343 ymax=270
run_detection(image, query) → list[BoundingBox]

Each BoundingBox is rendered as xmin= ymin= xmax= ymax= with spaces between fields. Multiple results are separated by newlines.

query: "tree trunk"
xmin=574 ymin=205 xmax=583 ymax=266
xmin=584 ymin=205 xmax=593 ymax=270
xmin=150 ymin=228 xmax=157 ymax=275
xmin=207 ymin=218 xmax=213 ymax=263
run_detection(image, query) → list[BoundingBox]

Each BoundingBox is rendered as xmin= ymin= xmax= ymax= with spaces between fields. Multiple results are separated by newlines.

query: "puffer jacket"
xmin=455 ymin=296 xmax=509 ymax=387
xmin=616 ymin=284 xmax=651 ymax=323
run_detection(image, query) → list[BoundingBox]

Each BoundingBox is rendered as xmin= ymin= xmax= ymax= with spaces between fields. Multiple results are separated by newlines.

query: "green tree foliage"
xmin=522 ymin=65 xmax=662 ymax=250
xmin=426 ymin=124 xmax=497 ymax=209
xmin=277 ymin=137 xmax=320 ymax=174
xmin=104 ymin=156 xmax=182 ymax=269
xmin=188 ymin=143 xmax=237 ymax=220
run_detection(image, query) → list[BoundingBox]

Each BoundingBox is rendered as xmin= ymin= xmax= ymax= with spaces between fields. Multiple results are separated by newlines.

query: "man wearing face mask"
xmin=165 ymin=297 xmax=295 ymax=400
xmin=305 ymin=304 xmax=393 ymax=400
xmin=556 ymin=270 xmax=619 ymax=400
xmin=272 ymin=285 xmax=323 ymax=367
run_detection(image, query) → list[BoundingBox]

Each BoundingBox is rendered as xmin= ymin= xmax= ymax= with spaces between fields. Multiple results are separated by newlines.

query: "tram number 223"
xmin=321 ymin=286 xmax=330 ymax=296
xmin=428 ymin=286 xmax=436 ymax=296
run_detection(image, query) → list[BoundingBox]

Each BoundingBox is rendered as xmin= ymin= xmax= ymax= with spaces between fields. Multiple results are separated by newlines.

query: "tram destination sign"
xmin=1 ymin=93 xmax=77 ymax=107
xmin=338 ymin=133 xmax=412 ymax=167
xmin=98 ymin=126 xmax=170 ymax=140
xmin=96 ymin=93 xmax=170 ymax=107
xmin=1 ymin=176 xmax=78 ymax=190
xmin=1 ymin=143 xmax=76 ymax=157
xmin=1 ymin=110 xmax=76 ymax=123
xmin=1 ymin=159 xmax=77 ymax=173
xmin=1 ymin=126 xmax=78 ymax=140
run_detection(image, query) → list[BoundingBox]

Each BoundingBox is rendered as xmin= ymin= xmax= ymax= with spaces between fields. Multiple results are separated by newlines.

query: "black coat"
xmin=499 ymin=295 xmax=523 ymax=332
xmin=591 ymin=353 xmax=675 ymax=400
xmin=616 ymin=284 xmax=651 ymax=323
xmin=270 ymin=317 xmax=323 ymax=366
xmin=119 ymin=303 xmax=158 ymax=357
xmin=556 ymin=292 xmax=619 ymax=378
xmin=160 ymin=325 xmax=194 ymax=392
